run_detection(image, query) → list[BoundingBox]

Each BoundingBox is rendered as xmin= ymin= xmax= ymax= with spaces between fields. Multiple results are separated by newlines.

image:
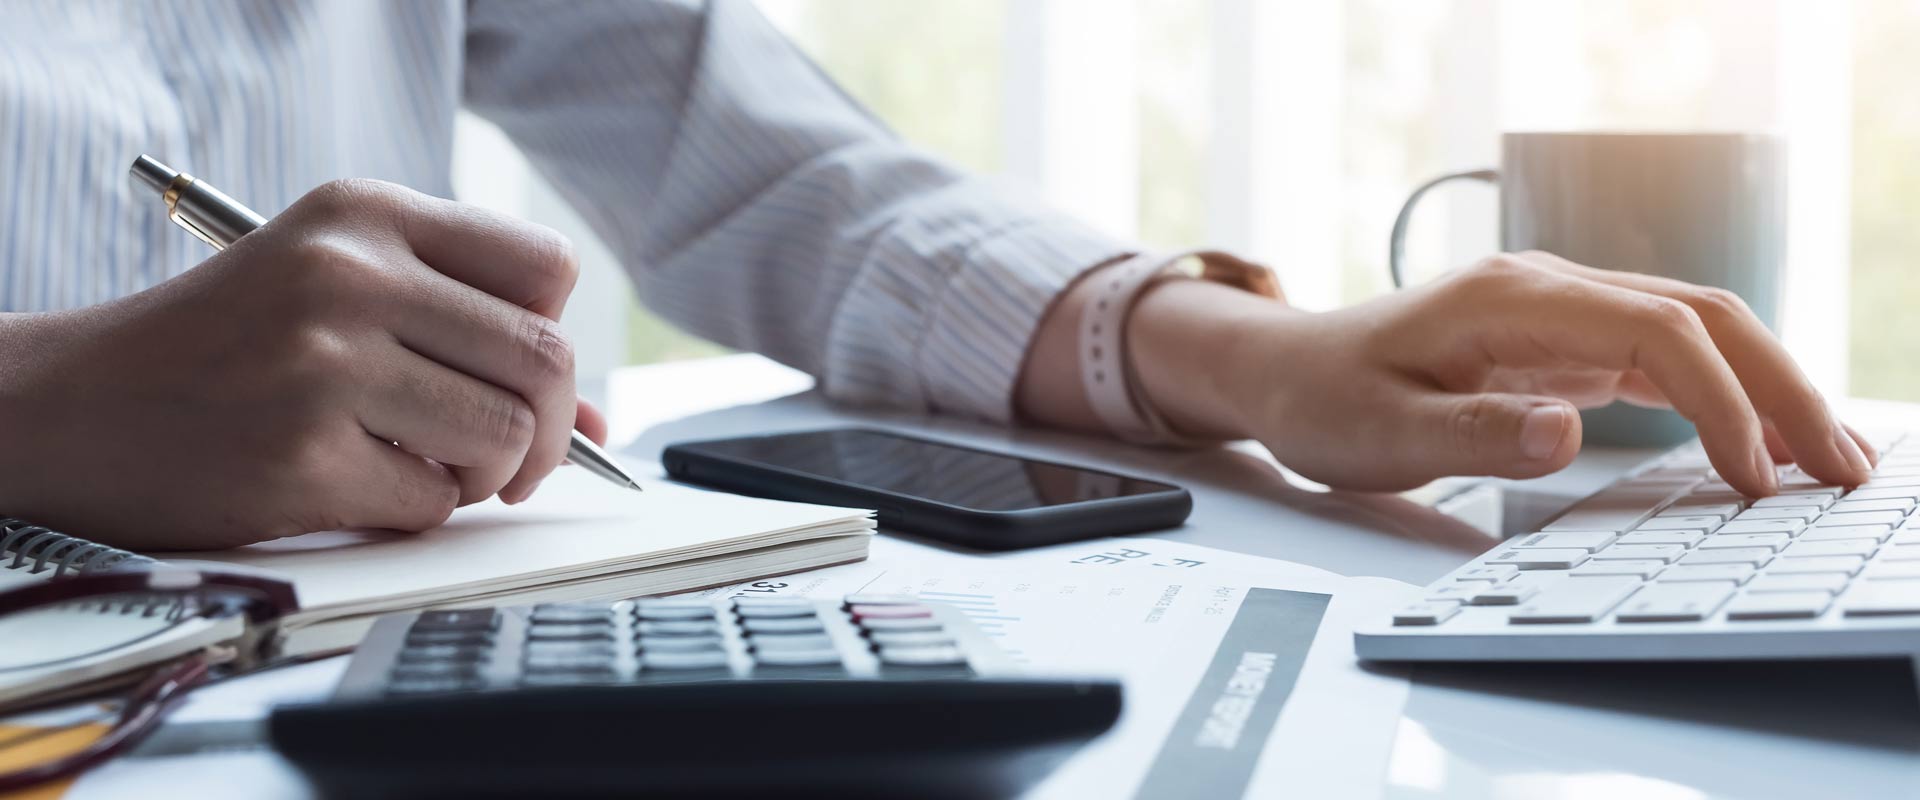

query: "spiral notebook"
xmin=1 ymin=467 xmax=874 ymax=706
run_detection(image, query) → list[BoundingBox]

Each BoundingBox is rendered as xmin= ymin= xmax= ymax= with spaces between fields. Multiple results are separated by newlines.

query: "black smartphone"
xmin=661 ymin=428 xmax=1191 ymax=550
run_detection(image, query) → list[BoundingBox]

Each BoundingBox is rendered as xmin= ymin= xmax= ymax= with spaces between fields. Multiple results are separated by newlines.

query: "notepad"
xmin=0 ymin=467 xmax=874 ymax=704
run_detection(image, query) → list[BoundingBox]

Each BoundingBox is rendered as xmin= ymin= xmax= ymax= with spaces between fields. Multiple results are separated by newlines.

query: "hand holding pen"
xmin=0 ymin=161 xmax=636 ymax=551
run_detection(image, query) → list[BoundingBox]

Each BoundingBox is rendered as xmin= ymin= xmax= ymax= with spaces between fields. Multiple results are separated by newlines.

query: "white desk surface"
xmin=95 ymin=354 xmax=1920 ymax=799
xmin=612 ymin=355 xmax=1920 ymax=799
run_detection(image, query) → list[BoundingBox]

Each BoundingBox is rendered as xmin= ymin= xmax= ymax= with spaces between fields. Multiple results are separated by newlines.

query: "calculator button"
xmin=636 ymin=620 xmax=721 ymax=637
xmin=733 ymin=598 xmax=816 ymax=618
xmin=641 ymin=650 xmax=731 ymax=670
xmin=524 ymin=653 xmax=616 ymax=672
xmin=397 ymin=645 xmax=491 ymax=664
xmin=849 ymin=604 xmax=933 ymax=620
xmin=411 ymin=609 xmax=499 ymax=632
xmin=530 ymin=604 xmax=616 ymax=625
xmin=404 ymin=630 xmax=494 ymax=647
xmin=525 ymin=624 xmax=615 ymax=642
xmin=742 ymin=617 xmax=827 ymax=635
xmin=519 ymin=671 xmax=620 ymax=687
xmin=634 ymin=599 xmax=719 ymax=621
xmin=525 ymin=641 xmax=617 ymax=659
xmin=391 ymin=662 xmax=484 ymax=681
xmin=855 ymin=617 xmax=945 ymax=633
xmin=747 ymin=633 xmax=835 ymax=652
xmin=387 ymin=677 xmax=485 ymax=696
xmin=866 ymin=630 xmax=958 ymax=649
xmin=842 ymin=593 xmax=920 ymax=606
xmin=877 ymin=645 xmax=967 ymax=667
xmin=636 ymin=635 xmax=725 ymax=653
xmin=751 ymin=649 xmax=844 ymax=667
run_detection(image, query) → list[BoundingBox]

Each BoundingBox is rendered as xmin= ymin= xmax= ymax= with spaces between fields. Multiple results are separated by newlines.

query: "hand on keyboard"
xmin=1211 ymin=251 xmax=1873 ymax=495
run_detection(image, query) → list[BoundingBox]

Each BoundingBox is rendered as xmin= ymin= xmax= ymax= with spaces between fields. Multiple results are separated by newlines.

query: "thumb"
xmin=1401 ymin=393 xmax=1581 ymax=480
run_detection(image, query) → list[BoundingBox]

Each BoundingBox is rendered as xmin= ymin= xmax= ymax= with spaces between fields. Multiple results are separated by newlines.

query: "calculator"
xmin=270 ymin=594 xmax=1121 ymax=798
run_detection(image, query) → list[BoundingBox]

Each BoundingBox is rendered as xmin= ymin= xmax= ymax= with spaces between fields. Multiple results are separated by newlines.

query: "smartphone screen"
xmin=679 ymin=429 xmax=1181 ymax=511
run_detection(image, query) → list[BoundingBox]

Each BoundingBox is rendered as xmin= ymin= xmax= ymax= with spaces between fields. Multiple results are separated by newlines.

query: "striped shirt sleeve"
xmin=460 ymin=0 xmax=1130 ymax=424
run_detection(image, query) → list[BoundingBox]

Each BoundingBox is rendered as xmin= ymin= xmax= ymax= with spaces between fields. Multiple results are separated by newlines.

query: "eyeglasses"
xmin=0 ymin=565 xmax=297 ymax=793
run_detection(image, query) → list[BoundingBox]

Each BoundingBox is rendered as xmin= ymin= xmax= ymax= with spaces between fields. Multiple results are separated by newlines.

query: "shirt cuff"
xmin=821 ymin=185 xmax=1131 ymax=424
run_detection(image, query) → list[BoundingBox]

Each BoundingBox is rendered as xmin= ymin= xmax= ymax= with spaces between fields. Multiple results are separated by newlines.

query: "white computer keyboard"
xmin=1355 ymin=432 xmax=1920 ymax=663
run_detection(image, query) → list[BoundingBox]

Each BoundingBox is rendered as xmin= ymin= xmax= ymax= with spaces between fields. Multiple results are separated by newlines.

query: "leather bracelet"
xmin=1077 ymin=250 xmax=1279 ymax=446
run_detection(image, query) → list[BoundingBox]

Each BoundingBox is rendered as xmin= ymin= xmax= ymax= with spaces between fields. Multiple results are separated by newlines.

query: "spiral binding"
xmin=0 ymin=518 xmax=157 ymax=579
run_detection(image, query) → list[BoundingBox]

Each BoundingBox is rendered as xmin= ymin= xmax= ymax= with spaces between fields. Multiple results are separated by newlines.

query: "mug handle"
xmin=1388 ymin=168 xmax=1499 ymax=289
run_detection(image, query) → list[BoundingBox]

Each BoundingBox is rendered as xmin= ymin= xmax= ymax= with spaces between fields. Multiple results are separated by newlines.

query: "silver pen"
xmin=130 ymin=155 xmax=643 ymax=493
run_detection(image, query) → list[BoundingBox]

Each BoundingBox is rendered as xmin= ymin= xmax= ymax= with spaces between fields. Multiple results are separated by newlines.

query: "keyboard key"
xmin=1861 ymin=475 xmax=1920 ymax=489
xmin=1672 ymin=492 xmax=1750 ymax=510
xmin=1725 ymin=591 xmax=1832 ymax=620
xmin=1678 ymin=548 xmax=1774 ymax=567
xmin=1813 ymin=511 xmax=1906 ymax=528
xmin=1467 ymin=583 xmax=1540 ymax=605
xmin=1841 ymin=580 xmax=1920 ymax=616
xmin=1800 ymin=524 xmax=1892 ymax=542
xmin=1780 ymin=539 xmax=1879 ymax=559
xmin=1616 ymin=530 xmax=1706 ymax=547
xmin=1829 ymin=498 xmax=1916 ymax=515
xmin=1657 ymin=503 xmax=1740 ymax=520
xmin=1715 ymin=520 xmax=1806 ymax=536
xmin=634 ymin=599 xmax=718 ymax=621
xmin=1426 ymin=584 xmax=1481 ymax=602
xmin=1763 ymin=555 xmax=1865 ymax=575
xmin=1484 ymin=548 xmax=1589 ymax=570
xmin=1634 ymin=516 xmax=1723 ymax=532
xmin=1844 ymin=487 xmax=1920 ymax=502
xmin=387 ymin=677 xmax=486 ymax=696
xmin=1392 ymin=602 xmax=1461 ymax=625
xmin=405 ymin=629 xmax=494 ymax=647
xmin=1591 ymin=544 xmax=1689 ymax=562
xmin=641 ymin=651 xmax=731 ymax=671
xmin=1545 ymin=491 xmax=1678 ymax=533
xmin=1571 ymin=560 xmax=1667 ymax=579
xmin=1454 ymin=565 xmax=1520 ymax=582
xmin=1746 ymin=573 xmax=1850 ymax=594
xmin=1881 ymin=543 xmax=1920 ymax=562
xmin=1861 ymin=562 xmax=1920 ymax=580
xmin=1751 ymin=493 xmax=1837 ymax=510
xmin=1509 ymin=578 xmax=1641 ymax=624
xmin=1509 ymin=532 xmax=1617 ymax=552
xmin=1697 ymin=533 xmax=1790 ymax=552
xmin=1614 ymin=582 xmax=1735 ymax=622
xmin=1731 ymin=507 xmax=1820 ymax=523
xmin=1657 ymin=563 xmax=1756 ymax=583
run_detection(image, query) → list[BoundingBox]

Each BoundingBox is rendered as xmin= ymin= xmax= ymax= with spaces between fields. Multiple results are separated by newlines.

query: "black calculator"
xmin=270 ymin=594 xmax=1121 ymax=799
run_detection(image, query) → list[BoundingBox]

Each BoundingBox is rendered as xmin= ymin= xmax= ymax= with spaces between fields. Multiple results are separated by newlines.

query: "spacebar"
xmin=1543 ymin=488 xmax=1679 ymax=533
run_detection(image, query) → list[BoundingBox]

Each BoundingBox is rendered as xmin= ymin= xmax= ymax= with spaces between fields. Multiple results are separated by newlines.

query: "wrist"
xmin=0 ymin=311 xmax=75 ymax=512
xmin=1126 ymin=277 xmax=1304 ymax=441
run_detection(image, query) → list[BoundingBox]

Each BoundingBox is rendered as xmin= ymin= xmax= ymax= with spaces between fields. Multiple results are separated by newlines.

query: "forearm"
xmin=1017 ymin=274 xmax=1303 ymax=441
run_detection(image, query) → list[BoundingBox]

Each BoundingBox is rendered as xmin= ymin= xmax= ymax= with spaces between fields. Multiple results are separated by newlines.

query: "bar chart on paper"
xmin=913 ymin=589 xmax=1029 ymax=663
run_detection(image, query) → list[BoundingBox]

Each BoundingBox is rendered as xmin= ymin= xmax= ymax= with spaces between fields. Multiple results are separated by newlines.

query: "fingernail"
xmin=1834 ymin=425 xmax=1871 ymax=475
xmin=1751 ymin=447 xmax=1779 ymax=495
xmin=1519 ymin=405 xmax=1567 ymax=461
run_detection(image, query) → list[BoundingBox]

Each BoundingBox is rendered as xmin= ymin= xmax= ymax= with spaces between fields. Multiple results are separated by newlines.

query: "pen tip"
xmin=130 ymin=155 xmax=178 ymax=192
xmin=627 ymin=481 xmax=644 ymax=492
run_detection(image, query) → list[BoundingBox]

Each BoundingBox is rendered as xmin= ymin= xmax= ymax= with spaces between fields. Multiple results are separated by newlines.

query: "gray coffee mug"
xmin=1389 ymin=132 xmax=1787 ymax=447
